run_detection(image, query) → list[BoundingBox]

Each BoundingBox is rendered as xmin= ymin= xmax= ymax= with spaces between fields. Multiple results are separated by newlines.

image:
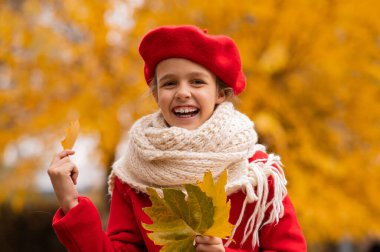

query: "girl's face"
xmin=153 ymin=58 xmax=226 ymax=130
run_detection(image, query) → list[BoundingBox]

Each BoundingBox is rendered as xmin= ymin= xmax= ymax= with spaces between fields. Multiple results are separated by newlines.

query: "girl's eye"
xmin=161 ymin=81 xmax=176 ymax=87
xmin=192 ymin=79 xmax=205 ymax=85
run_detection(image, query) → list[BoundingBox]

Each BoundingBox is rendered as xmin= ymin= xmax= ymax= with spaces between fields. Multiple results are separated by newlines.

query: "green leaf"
xmin=162 ymin=188 xmax=191 ymax=226
xmin=142 ymin=188 xmax=196 ymax=248
xmin=184 ymin=184 xmax=214 ymax=233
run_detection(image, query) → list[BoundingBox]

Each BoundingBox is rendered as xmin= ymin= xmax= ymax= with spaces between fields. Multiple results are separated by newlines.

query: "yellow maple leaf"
xmin=143 ymin=170 xmax=235 ymax=251
xmin=61 ymin=120 xmax=80 ymax=150
xmin=197 ymin=169 xmax=235 ymax=238
xmin=143 ymin=185 xmax=214 ymax=252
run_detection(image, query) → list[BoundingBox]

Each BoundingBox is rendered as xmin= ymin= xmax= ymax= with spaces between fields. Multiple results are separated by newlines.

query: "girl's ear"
xmin=150 ymin=75 xmax=159 ymax=103
xmin=152 ymin=90 xmax=158 ymax=103
xmin=216 ymin=89 xmax=226 ymax=104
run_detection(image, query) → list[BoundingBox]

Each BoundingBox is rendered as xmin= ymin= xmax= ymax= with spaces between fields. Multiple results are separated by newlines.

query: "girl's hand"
xmin=194 ymin=236 xmax=225 ymax=252
xmin=47 ymin=150 xmax=79 ymax=213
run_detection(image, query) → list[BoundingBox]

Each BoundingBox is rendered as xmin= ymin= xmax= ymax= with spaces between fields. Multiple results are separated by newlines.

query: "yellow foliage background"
xmin=1 ymin=0 xmax=380 ymax=246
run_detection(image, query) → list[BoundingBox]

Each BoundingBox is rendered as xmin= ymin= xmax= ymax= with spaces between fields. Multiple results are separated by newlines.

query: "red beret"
xmin=138 ymin=25 xmax=246 ymax=95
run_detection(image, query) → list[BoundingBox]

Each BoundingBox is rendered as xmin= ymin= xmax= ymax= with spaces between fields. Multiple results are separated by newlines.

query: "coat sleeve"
xmin=260 ymin=196 xmax=307 ymax=252
xmin=52 ymin=196 xmax=112 ymax=251
xmin=106 ymin=177 xmax=147 ymax=251
xmin=224 ymin=247 xmax=249 ymax=252
xmin=52 ymin=177 xmax=146 ymax=251
xmin=224 ymin=195 xmax=306 ymax=252
xmin=224 ymin=196 xmax=306 ymax=252
xmin=258 ymin=195 xmax=307 ymax=252
xmin=253 ymin=150 xmax=306 ymax=252
xmin=255 ymin=149 xmax=306 ymax=252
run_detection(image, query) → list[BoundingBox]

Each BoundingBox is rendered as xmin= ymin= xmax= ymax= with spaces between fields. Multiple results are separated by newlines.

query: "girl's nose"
xmin=175 ymin=83 xmax=191 ymax=100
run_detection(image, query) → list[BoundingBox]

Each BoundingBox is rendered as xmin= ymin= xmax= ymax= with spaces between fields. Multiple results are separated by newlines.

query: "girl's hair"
xmin=149 ymin=75 xmax=235 ymax=101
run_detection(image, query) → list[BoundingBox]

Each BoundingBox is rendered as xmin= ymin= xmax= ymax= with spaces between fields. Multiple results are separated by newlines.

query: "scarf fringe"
xmin=224 ymin=147 xmax=287 ymax=249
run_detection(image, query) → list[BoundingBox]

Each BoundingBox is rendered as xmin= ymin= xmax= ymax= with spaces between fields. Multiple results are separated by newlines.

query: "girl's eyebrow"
xmin=158 ymin=73 xmax=176 ymax=83
xmin=186 ymin=72 xmax=210 ymax=79
xmin=158 ymin=72 xmax=211 ymax=83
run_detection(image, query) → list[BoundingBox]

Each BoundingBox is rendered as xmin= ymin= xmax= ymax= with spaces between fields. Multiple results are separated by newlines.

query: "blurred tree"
xmin=0 ymin=0 xmax=155 ymax=210
xmin=0 ymin=0 xmax=379 ymax=246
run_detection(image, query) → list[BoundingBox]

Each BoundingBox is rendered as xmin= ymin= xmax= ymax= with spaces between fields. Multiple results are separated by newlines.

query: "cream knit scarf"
xmin=108 ymin=102 xmax=287 ymax=249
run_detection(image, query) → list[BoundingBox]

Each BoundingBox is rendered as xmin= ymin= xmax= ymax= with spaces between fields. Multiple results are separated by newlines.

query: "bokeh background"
xmin=1 ymin=0 xmax=380 ymax=251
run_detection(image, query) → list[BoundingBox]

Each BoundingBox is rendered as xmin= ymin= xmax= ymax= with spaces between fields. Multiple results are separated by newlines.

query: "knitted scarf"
xmin=108 ymin=102 xmax=287 ymax=249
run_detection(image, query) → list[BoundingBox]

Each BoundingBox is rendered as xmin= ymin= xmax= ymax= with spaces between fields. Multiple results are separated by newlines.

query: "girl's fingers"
xmin=195 ymin=236 xmax=222 ymax=245
xmin=54 ymin=156 xmax=72 ymax=167
xmin=59 ymin=163 xmax=79 ymax=179
xmin=194 ymin=236 xmax=224 ymax=251
xmin=52 ymin=150 xmax=75 ymax=164
xmin=47 ymin=151 xmax=79 ymax=214
xmin=195 ymin=244 xmax=224 ymax=252
xmin=61 ymin=162 xmax=79 ymax=185
xmin=71 ymin=166 xmax=79 ymax=185
xmin=48 ymin=158 xmax=77 ymax=179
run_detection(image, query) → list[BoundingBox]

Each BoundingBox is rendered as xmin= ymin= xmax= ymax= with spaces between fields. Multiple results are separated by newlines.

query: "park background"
xmin=1 ymin=0 xmax=380 ymax=251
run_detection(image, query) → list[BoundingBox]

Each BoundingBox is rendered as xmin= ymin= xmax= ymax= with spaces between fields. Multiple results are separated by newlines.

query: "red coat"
xmin=52 ymin=152 xmax=307 ymax=252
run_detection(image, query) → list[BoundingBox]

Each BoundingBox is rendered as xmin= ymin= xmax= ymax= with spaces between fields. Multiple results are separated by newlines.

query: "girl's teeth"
xmin=177 ymin=114 xmax=192 ymax=118
xmin=174 ymin=108 xmax=197 ymax=113
xmin=173 ymin=107 xmax=199 ymax=117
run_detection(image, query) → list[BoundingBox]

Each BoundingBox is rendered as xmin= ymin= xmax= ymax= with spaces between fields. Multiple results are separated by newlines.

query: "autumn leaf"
xmin=197 ymin=170 xmax=234 ymax=238
xmin=143 ymin=170 xmax=234 ymax=251
xmin=143 ymin=186 xmax=213 ymax=252
xmin=61 ymin=120 xmax=80 ymax=150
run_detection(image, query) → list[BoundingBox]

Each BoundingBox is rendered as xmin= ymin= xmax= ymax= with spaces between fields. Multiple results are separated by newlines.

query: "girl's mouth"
xmin=172 ymin=107 xmax=200 ymax=118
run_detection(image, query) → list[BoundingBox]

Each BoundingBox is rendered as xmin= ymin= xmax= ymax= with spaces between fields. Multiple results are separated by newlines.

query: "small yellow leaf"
xmin=61 ymin=120 xmax=80 ymax=150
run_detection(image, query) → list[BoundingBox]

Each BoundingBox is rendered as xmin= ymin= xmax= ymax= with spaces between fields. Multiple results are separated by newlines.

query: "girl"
xmin=48 ymin=25 xmax=307 ymax=252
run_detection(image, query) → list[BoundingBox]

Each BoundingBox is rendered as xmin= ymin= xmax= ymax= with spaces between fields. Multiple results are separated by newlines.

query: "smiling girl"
xmin=153 ymin=58 xmax=226 ymax=130
xmin=48 ymin=25 xmax=306 ymax=252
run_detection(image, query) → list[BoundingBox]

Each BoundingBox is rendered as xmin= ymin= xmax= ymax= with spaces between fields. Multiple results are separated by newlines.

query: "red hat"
xmin=138 ymin=25 xmax=246 ymax=95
